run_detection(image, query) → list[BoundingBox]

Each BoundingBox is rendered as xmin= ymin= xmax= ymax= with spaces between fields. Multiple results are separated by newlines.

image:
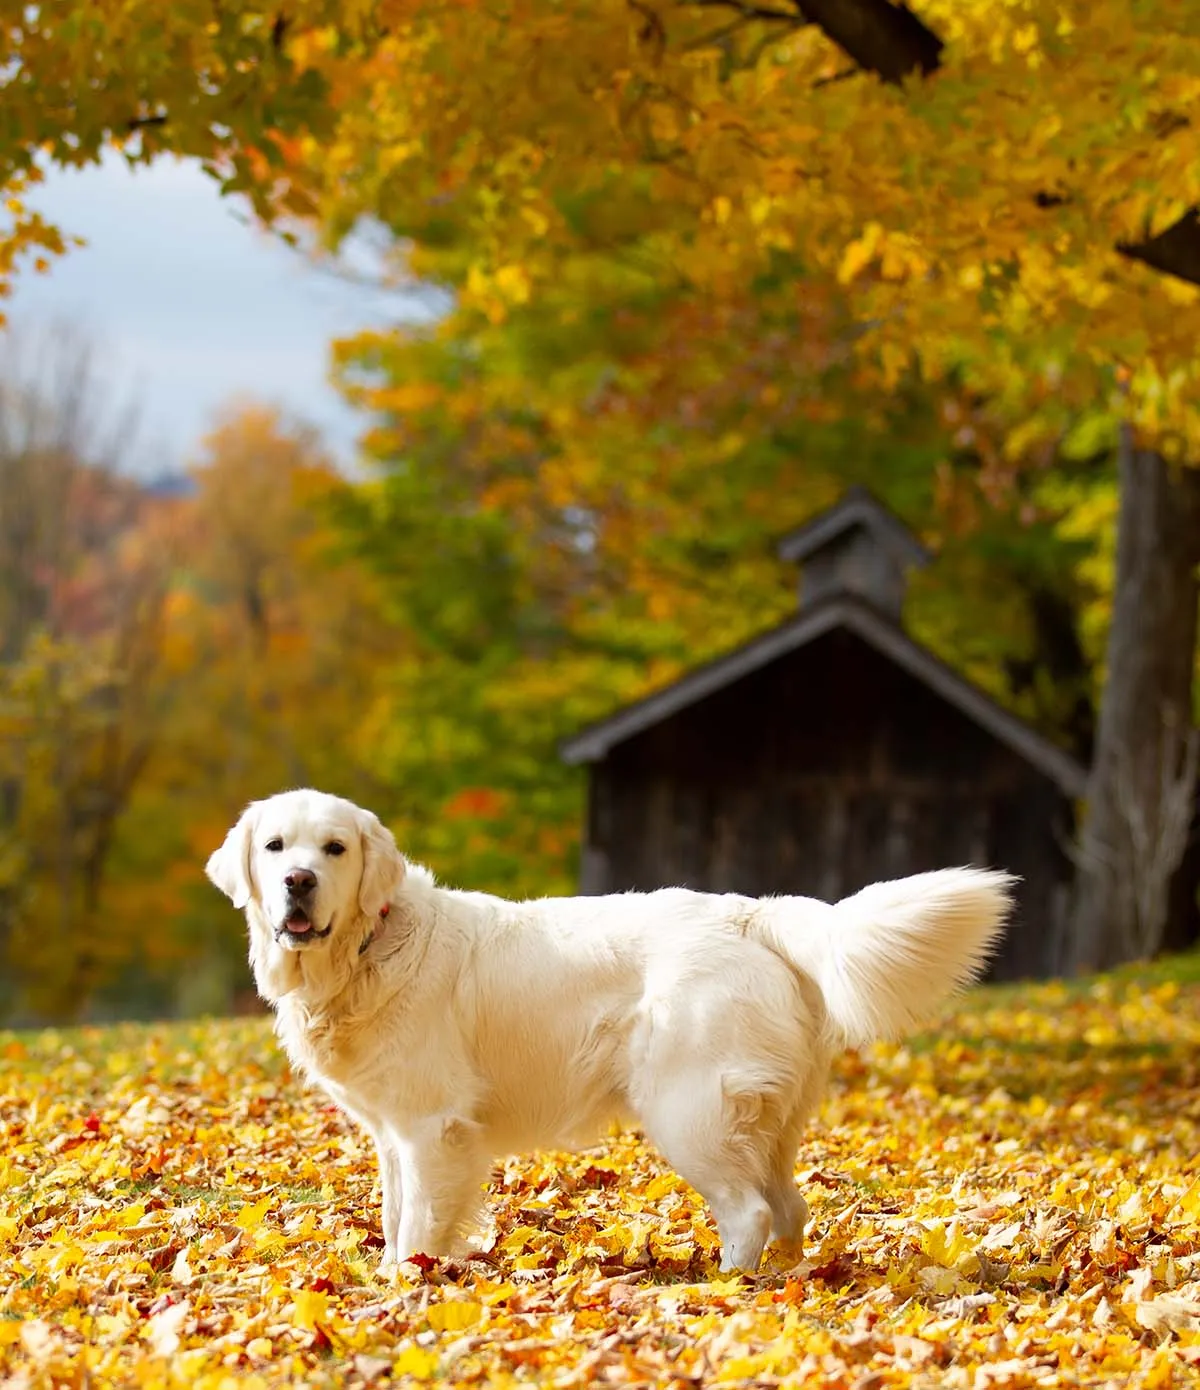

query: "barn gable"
xmin=563 ymin=489 xmax=1084 ymax=798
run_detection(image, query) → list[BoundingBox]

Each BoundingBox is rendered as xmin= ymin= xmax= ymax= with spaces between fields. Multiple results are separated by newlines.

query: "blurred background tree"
xmin=0 ymin=326 xmax=170 ymax=1017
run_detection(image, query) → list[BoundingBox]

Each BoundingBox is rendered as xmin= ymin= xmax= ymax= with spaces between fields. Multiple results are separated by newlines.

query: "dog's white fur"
xmin=207 ymin=788 xmax=1014 ymax=1273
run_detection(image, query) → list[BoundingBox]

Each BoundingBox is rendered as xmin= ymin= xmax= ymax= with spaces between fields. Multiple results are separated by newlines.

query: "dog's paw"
xmin=378 ymin=1246 xmax=428 ymax=1281
xmin=379 ymin=1251 xmax=442 ymax=1284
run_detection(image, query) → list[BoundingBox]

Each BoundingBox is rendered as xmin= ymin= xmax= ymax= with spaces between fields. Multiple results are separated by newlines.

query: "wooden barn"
xmin=560 ymin=489 xmax=1089 ymax=981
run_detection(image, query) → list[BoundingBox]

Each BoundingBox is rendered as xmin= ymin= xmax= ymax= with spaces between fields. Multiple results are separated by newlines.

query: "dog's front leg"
xmin=393 ymin=1114 xmax=487 ymax=1262
xmin=374 ymin=1135 xmax=404 ymax=1266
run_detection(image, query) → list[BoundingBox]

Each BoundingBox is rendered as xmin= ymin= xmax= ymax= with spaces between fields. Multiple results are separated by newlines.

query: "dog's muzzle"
xmin=277 ymin=869 xmax=332 ymax=944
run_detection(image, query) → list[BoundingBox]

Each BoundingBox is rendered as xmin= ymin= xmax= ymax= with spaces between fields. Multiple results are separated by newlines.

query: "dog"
xmin=206 ymin=787 xmax=1013 ymax=1273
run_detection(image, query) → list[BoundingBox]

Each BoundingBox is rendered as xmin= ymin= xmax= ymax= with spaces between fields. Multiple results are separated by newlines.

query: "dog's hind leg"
xmin=764 ymin=1130 xmax=809 ymax=1248
xmin=639 ymin=1072 xmax=778 ymax=1274
xmin=763 ymin=1069 xmax=827 ymax=1247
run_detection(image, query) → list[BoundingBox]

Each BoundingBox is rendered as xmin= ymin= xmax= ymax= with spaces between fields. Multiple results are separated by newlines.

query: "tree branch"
xmin=1118 ymin=210 xmax=1200 ymax=288
xmin=789 ymin=0 xmax=943 ymax=82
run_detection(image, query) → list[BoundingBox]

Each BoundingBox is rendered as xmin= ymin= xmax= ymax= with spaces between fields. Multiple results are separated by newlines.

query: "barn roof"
xmin=559 ymin=590 xmax=1088 ymax=798
xmin=775 ymin=485 xmax=932 ymax=568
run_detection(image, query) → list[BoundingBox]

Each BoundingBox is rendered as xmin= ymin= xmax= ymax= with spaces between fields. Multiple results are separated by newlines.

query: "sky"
xmin=8 ymin=155 xmax=428 ymax=475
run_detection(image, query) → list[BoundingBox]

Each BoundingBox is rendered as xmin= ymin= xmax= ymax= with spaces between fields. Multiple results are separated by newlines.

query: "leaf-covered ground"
xmin=3 ymin=961 xmax=1200 ymax=1389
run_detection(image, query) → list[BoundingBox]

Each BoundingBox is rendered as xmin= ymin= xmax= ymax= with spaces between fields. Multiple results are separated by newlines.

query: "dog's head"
xmin=206 ymin=790 xmax=406 ymax=959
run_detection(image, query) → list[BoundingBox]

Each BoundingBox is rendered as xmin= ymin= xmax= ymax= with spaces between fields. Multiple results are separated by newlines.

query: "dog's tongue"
xmin=286 ymin=913 xmax=313 ymax=934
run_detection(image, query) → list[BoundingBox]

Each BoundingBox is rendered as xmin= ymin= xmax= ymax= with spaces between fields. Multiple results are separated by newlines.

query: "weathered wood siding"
xmin=582 ymin=628 xmax=1074 ymax=981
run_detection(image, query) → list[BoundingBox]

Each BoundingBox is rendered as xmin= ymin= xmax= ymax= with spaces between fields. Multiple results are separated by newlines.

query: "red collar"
xmin=358 ymin=903 xmax=391 ymax=957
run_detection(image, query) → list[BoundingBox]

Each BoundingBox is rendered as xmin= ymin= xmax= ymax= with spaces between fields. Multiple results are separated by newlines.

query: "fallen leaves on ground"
xmin=2 ymin=971 xmax=1200 ymax=1388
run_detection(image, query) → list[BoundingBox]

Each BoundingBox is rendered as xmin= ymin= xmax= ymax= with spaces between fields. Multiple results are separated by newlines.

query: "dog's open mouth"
xmin=277 ymin=908 xmax=333 ymax=943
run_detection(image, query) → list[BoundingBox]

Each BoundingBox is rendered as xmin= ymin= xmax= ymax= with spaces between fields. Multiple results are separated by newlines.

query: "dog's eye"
xmin=324 ymin=841 xmax=346 ymax=857
xmin=265 ymin=838 xmax=284 ymax=853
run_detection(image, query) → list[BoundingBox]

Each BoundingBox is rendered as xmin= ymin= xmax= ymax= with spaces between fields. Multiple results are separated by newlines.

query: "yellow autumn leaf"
xmin=919 ymin=1219 xmax=971 ymax=1267
xmin=235 ymin=1196 xmax=274 ymax=1232
xmin=392 ymin=1345 xmax=440 ymax=1379
xmin=498 ymin=1224 xmax=540 ymax=1252
xmin=426 ymin=1300 xmax=484 ymax=1332
xmin=1167 ymin=1178 xmax=1200 ymax=1225
xmin=837 ymin=223 xmax=884 ymax=285
xmin=291 ymin=1289 xmax=330 ymax=1331
xmin=493 ymin=264 xmax=531 ymax=305
xmin=644 ymin=1173 xmax=681 ymax=1202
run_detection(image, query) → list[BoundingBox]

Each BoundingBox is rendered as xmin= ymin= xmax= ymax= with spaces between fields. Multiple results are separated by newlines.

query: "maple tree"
xmin=3 ymin=961 xmax=1199 ymax=1384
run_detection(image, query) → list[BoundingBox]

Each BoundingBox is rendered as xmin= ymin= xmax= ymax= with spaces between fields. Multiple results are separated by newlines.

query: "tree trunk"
xmin=1064 ymin=439 xmax=1200 ymax=972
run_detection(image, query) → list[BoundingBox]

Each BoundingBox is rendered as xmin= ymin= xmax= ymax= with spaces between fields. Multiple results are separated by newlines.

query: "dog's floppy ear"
xmin=206 ymin=805 xmax=257 ymax=910
xmin=358 ymin=808 xmax=406 ymax=917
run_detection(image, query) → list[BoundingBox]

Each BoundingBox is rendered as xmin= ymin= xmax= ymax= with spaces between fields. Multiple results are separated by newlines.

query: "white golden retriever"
xmin=206 ymin=788 xmax=1013 ymax=1273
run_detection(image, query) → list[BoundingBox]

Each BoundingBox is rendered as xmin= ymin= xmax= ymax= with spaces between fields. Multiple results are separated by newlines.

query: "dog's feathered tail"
xmin=755 ymin=868 xmax=1016 ymax=1048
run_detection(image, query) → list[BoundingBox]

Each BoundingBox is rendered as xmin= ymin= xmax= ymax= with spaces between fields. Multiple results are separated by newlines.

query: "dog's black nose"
xmin=285 ymin=868 xmax=317 ymax=895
